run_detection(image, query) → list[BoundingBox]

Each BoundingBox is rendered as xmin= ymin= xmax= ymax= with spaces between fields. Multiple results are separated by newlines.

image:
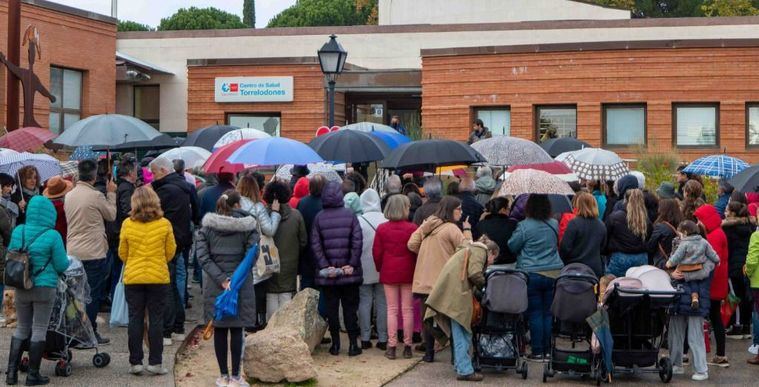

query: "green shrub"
xmin=634 ymin=147 xmax=680 ymax=192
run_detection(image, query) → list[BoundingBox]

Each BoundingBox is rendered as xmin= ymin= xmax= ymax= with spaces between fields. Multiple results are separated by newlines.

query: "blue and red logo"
xmin=221 ymin=83 xmax=239 ymax=93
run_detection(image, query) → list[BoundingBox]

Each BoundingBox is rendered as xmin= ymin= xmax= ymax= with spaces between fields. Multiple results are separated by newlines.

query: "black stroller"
xmin=20 ymin=258 xmax=111 ymax=377
xmin=543 ymin=263 xmax=602 ymax=384
xmin=472 ymin=266 xmax=529 ymax=379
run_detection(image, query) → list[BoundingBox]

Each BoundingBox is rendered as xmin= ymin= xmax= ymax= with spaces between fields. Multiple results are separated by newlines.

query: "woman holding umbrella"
xmin=11 ymin=165 xmax=40 ymax=225
xmin=197 ymin=191 xmax=259 ymax=387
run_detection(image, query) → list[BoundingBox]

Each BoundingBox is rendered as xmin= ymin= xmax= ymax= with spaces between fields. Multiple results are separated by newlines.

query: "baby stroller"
xmin=472 ymin=266 xmax=529 ymax=379
xmin=20 ymin=258 xmax=111 ymax=377
xmin=603 ymin=266 xmax=680 ymax=384
xmin=543 ymin=263 xmax=602 ymax=384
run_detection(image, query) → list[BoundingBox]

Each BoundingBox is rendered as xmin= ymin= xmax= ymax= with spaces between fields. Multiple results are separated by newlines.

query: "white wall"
xmin=116 ymin=23 xmax=759 ymax=133
xmin=378 ymin=0 xmax=630 ymax=25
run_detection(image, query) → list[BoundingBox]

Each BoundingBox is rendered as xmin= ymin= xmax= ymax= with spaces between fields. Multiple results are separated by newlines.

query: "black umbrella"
xmin=380 ymin=139 xmax=486 ymax=169
xmin=308 ymin=130 xmax=390 ymax=163
xmin=540 ymin=137 xmax=591 ymax=158
xmin=92 ymin=134 xmax=183 ymax=151
xmin=182 ymin=125 xmax=239 ymax=151
xmin=728 ymin=164 xmax=759 ymax=193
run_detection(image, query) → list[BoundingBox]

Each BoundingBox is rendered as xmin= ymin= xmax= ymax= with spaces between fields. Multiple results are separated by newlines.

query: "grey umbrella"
xmin=53 ymin=114 xmax=162 ymax=147
xmin=471 ymin=136 xmax=552 ymax=167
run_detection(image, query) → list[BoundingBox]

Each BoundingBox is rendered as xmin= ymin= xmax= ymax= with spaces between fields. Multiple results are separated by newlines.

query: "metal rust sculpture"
xmin=0 ymin=26 xmax=56 ymax=128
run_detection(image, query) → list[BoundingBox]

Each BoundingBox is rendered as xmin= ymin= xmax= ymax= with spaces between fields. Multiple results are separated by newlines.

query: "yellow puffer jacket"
xmin=118 ymin=217 xmax=177 ymax=285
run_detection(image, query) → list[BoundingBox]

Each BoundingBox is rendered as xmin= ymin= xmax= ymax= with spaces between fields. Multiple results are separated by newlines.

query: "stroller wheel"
xmin=520 ymin=362 xmax=528 ymax=380
xmin=55 ymin=361 xmax=72 ymax=377
xmin=659 ymin=357 xmax=673 ymax=383
xmin=19 ymin=357 xmax=29 ymax=373
xmin=93 ymin=352 xmax=111 ymax=368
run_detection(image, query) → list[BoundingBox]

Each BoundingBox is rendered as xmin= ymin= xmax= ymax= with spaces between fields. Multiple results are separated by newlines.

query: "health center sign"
xmin=214 ymin=76 xmax=294 ymax=102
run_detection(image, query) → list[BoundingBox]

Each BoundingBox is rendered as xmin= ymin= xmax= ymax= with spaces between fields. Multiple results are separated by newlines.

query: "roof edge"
xmin=22 ymin=0 xmax=117 ymax=24
xmin=187 ymin=56 xmax=366 ymax=70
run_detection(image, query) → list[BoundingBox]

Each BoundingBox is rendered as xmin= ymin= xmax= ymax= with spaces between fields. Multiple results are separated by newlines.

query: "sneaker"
xmin=163 ymin=337 xmax=172 ymax=346
xmin=146 ymin=364 xmax=168 ymax=375
xmin=96 ymin=333 xmax=110 ymax=345
xmin=215 ymin=375 xmax=229 ymax=387
xmin=749 ymin=344 xmax=759 ymax=355
xmin=172 ymin=333 xmax=186 ymax=342
xmin=726 ymin=326 xmax=749 ymax=339
xmin=456 ymin=372 xmax=484 ymax=382
xmin=129 ymin=364 xmax=144 ymax=375
xmin=228 ymin=376 xmax=250 ymax=387
xmin=683 ymin=354 xmax=689 ymax=364
xmin=672 ymin=365 xmax=685 ymax=375
xmin=691 ymin=372 xmax=708 ymax=381
xmin=708 ymin=356 xmax=730 ymax=368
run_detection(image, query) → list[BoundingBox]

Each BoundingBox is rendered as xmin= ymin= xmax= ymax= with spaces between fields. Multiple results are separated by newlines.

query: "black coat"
xmin=108 ymin=179 xmax=135 ymax=250
xmin=476 ymin=214 xmax=518 ymax=264
xmin=559 ymin=216 xmax=607 ymax=277
xmin=646 ymin=222 xmax=678 ymax=268
xmin=459 ymin=192 xmax=484 ymax=238
xmin=605 ymin=209 xmax=651 ymax=255
xmin=296 ymin=194 xmax=322 ymax=278
xmin=152 ymin=172 xmax=197 ymax=250
xmin=722 ymin=217 xmax=753 ymax=278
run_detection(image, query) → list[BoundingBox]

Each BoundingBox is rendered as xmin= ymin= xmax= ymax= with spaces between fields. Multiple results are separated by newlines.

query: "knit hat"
xmin=656 ymin=182 xmax=676 ymax=199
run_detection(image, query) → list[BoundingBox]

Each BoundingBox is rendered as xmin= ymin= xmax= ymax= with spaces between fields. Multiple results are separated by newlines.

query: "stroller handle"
xmin=557 ymin=273 xmax=599 ymax=284
xmin=484 ymin=268 xmax=529 ymax=283
xmin=612 ymin=283 xmax=685 ymax=296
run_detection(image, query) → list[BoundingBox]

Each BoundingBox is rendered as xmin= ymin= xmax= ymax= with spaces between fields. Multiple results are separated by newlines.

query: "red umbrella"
xmin=203 ymin=139 xmax=253 ymax=174
xmin=0 ymin=127 xmax=57 ymax=152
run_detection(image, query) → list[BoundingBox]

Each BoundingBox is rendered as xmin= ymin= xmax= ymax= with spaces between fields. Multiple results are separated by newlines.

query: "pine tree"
xmin=243 ymin=0 xmax=255 ymax=28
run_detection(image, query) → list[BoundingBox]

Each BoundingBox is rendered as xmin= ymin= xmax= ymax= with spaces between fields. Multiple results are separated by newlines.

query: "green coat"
xmin=8 ymin=196 xmax=69 ymax=288
xmin=267 ymin=204 xmax=307 ymax=293
xmin=424 ymin=241 xmax=487 ymax=340
xmin=745 ymin=231 xmax=759 ymax=289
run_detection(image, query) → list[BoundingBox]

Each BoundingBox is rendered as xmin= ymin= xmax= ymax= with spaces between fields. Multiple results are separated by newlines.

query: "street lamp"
xmin=317 ymin=34 xmax=347 ymax=127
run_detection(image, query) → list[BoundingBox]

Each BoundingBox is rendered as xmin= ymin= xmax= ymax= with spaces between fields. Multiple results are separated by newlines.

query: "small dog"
xmin=3 ymin=289 xmax=17 ymax=328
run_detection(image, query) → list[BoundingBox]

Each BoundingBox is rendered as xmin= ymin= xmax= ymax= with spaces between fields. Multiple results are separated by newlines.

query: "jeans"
xmin=606 ymin=252 xmax=648 ymax=278
xmin=669 ymin=315 xmax=708 ymax=374
xmin=323 ymin=285 xmax=360 ymax=339
xmin=176 ymin=250 xmax=187 ymax=307
xmin=385 ymin=283 xmax=414 ymax=347
xmin=163 ymin=257 xmax=185 ymax=337
xmin=451 ymin=320 xmax=475 ymax=376
xmin=125 ymin=284 xmax=167 ymax=366
xmin=526 ymin=273 xmax=554 ymax=356
xmin=83 ymin=257 xmax=109 ymax=334
xmin=265 ymin=292 xmax=293 ymax=321
xmin=13 ymin=287 xmax=56 ymax=342
xmin=359 ymin=283 xmax=387 ymax=343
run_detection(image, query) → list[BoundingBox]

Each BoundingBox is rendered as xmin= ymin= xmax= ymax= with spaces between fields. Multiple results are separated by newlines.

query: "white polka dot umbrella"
xmin=561 ymin=147 xmax=629 ymax=181
xmin=497 ymin=169 xmax=574 ymax=197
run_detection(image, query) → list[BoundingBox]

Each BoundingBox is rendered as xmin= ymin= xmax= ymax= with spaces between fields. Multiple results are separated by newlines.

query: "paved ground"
xmin=389 ymin=338 xmax=758 ymax=386
xmin=0 ymin=283 xmax=202 ymax=387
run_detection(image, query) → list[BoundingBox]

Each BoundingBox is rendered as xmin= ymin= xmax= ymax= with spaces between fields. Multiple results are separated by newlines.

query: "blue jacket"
xmin=714 ymin=193 xmax=729 ymax=219
xmin=592 ymin=190 xmax=607 ymax=221
xmin=8 ymin=196 xmax=69 ymax=288
xmin=508 ymin=218 xmax=563 ymax=273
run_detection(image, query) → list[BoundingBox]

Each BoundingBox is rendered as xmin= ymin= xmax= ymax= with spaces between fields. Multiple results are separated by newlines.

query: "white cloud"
xmin=46 ymin=0 xmax=296 ymax=28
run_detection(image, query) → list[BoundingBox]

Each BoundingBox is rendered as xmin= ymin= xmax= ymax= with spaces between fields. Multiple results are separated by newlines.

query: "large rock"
xmin=244 ymin=328 xmax=317 ymax=383
xmin=267 ymin=288 xmax=327 ymax=353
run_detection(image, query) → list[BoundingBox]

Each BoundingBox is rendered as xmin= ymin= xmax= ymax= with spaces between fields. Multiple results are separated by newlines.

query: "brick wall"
xmin=422 ymin=47 xmax=759 ymax=162
xmin=0 ymin=2 xmax=116 ymax=131
xmin=187 ymin=63 xmax=331 ymax=142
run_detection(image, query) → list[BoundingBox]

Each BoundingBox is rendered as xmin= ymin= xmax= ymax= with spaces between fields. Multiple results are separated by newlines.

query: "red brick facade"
xmin=421 ymin=46 xmax=759 ymax=162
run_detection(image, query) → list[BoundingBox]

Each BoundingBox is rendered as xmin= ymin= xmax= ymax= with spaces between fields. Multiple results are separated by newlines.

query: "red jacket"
xmin=694 ymin=205 xmax=729 ymax=300
xmin=50 ymin=198 xmax=68 ymax=248
xmin=289 ymin=177 xmax=309 ymax=209
xmin=559 ymin=210 xmax=577 ymax=244
xmin=372 ymin=220 xmax=418 ymax=284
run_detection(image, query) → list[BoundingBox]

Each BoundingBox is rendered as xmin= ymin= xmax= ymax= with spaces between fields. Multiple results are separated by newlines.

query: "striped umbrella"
xmin=497 ymin=169 xmax=574 ymax=197
xmin=683 ymin=154 xmax=749 ymax=179
xmin=562 ymin=148 xmax=629 ymax=181
xmin=0 ymin=152 xmax=62 ymax=182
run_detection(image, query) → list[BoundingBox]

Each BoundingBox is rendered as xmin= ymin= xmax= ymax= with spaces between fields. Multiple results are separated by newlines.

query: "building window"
xmin=603 ymin=104 xmax=646 ymax=146
xmin=536 ymin=105 xmax=576 ymax=143
xmin=474 ymin=107 xmax=510 ymax=136
xmin=673 ymin=103 xmax=719 ymax=147
xmin=748 ymin=103 xmax=759 ymax=147
xmin=49 ymin=66 xmax=83 ymax=134
xmin=134 ymin=85 xmax=160 ymax=130
xmin=226 ymin=113 xmax=281 ymax=137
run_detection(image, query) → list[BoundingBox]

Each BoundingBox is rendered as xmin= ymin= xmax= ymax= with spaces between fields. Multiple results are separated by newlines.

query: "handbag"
xmin=720 ymin=280 xmax=741 ymax=327
xmin=109 ymin=266 xmax=129 ymax=327
xmin=254 ymin=215 xmax=280 ymax=279
xmin=4 ymin=227 xmax=47 ymax=290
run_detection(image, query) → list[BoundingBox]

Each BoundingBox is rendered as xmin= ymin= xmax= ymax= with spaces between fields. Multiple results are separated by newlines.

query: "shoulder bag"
xmin=4 ymin=227 xmax=49 ymax=290
xmin=253 ymin=213 xmax=280 ymax=281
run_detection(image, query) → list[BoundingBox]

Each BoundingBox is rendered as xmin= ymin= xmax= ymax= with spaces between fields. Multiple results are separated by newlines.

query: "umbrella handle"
xmin=202 ymin=320 xmax=214 ymax=340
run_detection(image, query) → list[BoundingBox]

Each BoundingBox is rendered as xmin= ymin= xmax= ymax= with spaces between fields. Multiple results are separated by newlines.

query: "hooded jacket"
xmin=197 ymin=209 xmax=259 ymax=328
xmin=357 ymin=189 xmax=388 ymax=285
xmin=745 ymin=231 xmax=759 ymax=288
xmin=605 ymin=208 xmax=651 ymax=255
xmin=611 ymin=175 xmax=639 ymax=212
xmin=310 ymin=182 xmax=363 ymax=286
xmin=8 ymin=196 xmax=69 ymax=288
xmin=474 ymin=176 xmax=496 ymax=207
xmin=267 ymin=204 xmax=307 ymax=294
xmin=722 ymin=216 xmax=753 ymax=277
xmin=152 ymin=172 xmax=198 ymax=250
xmin=692 ymin=205 xmax=729 ymax=300
xmin=344 ymin=192 xmax=362 ymax=215
xmin=289 ymin=177 xmax=309 ymax=209
xmin=408 ymin=216 xmax=467 ymax=294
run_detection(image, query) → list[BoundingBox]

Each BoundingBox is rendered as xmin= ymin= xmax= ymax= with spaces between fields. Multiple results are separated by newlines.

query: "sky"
xmin=46 ymin=0 xmax=297 ymax=28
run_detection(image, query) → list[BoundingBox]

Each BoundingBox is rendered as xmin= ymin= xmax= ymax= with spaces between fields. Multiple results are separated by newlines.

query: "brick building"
xmin=0 ymin=0 xmax=116 ymax=134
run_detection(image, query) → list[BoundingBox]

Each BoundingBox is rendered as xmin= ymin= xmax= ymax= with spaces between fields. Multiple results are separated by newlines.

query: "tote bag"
xmin=109 ymin=266 xmax=129 ymax=327
xmin=254 ymin=216 xmax=280 ymax=279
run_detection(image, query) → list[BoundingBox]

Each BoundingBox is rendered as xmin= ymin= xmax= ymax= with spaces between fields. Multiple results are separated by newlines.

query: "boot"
xmin=24 ymin=342 xmax=48 ymax=386
xmin=348 ymin=336 xmax=362 ymax=357
xmin=748 ymin=355 xmax=759 ymax=365
xmin=5 ymin=337 xmax=24 ymax=385
xmin=328 ymin=331 xmax=340 ymax=356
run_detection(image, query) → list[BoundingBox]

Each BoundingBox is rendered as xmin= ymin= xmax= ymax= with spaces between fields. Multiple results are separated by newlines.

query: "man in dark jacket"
xmin=198 ymin=172 xmax=235 ymax=221
xmin=297 ymin=175 xmax=326 ymax=291
xmin=150 ymin=157 xmax=196 ymax=345
xmin=310 ymin=181 xmax=364 ymax=356
xmin=413 ymin=177 xmax=442 ymax=225
xmin=458 ymin=177 xmax=484 ymax=238
xmin=109 ymin=158 xmax=137 ymax=298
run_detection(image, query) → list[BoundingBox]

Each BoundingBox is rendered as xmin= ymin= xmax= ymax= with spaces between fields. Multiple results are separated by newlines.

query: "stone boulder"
xmin=267 ymin=288 xmax=327 ymax=353
xmin=244 ymin=328 xmax=317 ymax=383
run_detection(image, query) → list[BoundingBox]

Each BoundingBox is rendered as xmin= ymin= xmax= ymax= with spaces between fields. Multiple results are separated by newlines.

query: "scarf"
xmin=21 ymin=186 xmax=39 ymax=198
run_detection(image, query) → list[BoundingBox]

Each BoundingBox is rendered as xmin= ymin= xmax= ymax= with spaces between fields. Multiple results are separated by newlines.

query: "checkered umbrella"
xmin=497 ymin=169 xmax=574 ymax=196
xmin=0 ymin=152 xmax=62 ymax=183
xmin=0 ymin=127 xmax=57 ymax=152
xmin=562 ymin=148 xmax=629 ymax=181
xmin=471 ymin=136 xmax=552 ymax=167
xmin=683 ymin=154 xmax=749 ymax=180
xmin=60 ymin=161 xmax=78 ymax=179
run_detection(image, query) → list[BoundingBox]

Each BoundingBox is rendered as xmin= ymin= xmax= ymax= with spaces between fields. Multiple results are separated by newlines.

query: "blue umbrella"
xmin=369 ymin=130 xmax=410 ymax=150
xmin=70 ymin=145 xmax=104 ymax=161
xmin=227 ymin=137 xmax=323 ymax=166
xmin=214 ymin=245 xmax=258 ymax=321
xmin=683 ymin=154 xmax=749 ymax=179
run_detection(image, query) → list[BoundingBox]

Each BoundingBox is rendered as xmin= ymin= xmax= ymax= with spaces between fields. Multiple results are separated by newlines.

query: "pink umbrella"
xmin=0 ymin=127 xmax=57 ymax=152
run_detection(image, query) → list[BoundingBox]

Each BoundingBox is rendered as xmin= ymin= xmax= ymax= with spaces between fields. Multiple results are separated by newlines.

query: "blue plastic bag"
xmin=109 ymin=267 xmax=128 ymax=327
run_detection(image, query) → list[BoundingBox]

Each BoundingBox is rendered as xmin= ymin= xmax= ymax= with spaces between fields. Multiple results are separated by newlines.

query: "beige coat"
xmin=64 ymin=182 xmax=116 ymax=260
xmin=424 ymin=242 xmax=488 ymax=339
xmin=408 ymin=216 xmax=469 ymax=294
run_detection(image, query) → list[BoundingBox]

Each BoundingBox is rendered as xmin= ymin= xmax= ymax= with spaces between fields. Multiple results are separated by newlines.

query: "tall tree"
xmin=158 ymin=7 xmax=247 ymax=31
xmin=243 ymin=0 xmax=256 ymax=27
xmin=267 ymin=0 xmax=377 ymax=27
xmin=118 ymin=20 xmax=152 ymax=32
xmin=701 ymin=0 xmax=759 ymax=16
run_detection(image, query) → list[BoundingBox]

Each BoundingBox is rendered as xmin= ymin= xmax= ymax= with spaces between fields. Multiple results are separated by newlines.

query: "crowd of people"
xmin=2 ymin=152 xmax=759 ymax=385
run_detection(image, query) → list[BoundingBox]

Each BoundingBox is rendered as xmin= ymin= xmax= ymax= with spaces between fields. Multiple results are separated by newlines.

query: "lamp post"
xmin=317 ymin=34 xmax=347 ymax=127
